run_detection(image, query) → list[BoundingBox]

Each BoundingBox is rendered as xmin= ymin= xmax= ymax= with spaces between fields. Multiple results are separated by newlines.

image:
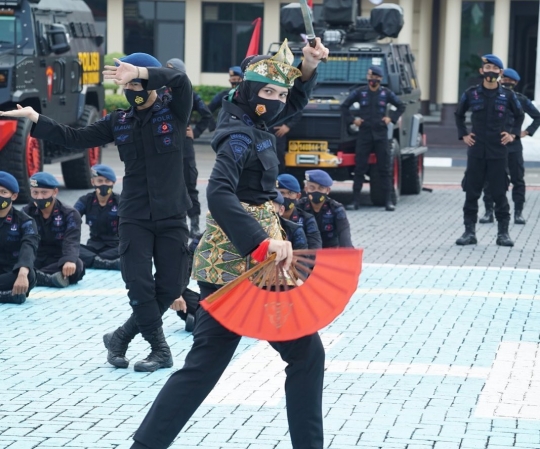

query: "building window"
xmin=459 ymin=1 xmax=494 ymax=95
xmin=85 ymin=0 xmax=107 ymax=53
xmin=202 ymin=2 xmax=264 ymax=73
xmin=279 ymin=3 xmax=324 ymax=42
xmin=124 ymin=0 xmax=185 ymax=64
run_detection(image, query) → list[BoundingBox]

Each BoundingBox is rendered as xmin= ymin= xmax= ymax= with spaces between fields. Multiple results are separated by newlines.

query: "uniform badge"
xmin=135 ymin=95 xmax=145 ymax=105
xmin=158 ymin=122 xmax=173 ymax=134
xmin=11 ymin=224 xmax=17 ymax=231
xmin=163 ymin=136 xmax=172 ymax=146
xmin=30 ymin=179 xmax=38 ymax=187
xmin=255 ymin=104 xmax=267 ymax=116
xmin=1 ymin=200 xmax=7 ymax=209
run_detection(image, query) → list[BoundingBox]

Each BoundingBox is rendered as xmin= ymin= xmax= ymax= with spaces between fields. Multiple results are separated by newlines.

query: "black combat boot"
xmin=514 ymin=206 xmax=526 ymax=225
xmin=36 ymin=270 xmax=69 ymax=288
xmin=346 ymin=189 xmax=362 ymax=211
xmin=496 ymin=221 xmax=514 ymax=247
xmin=0 ymin=291 xmax=26 ymax=304
xmin=189 ymin=215 xmax=200 ymax=238
xmin=103 ymin=314 xmax=139 ymax=368
xmin=385 ymin=193 xmax=395 ymax=212
xmin=479 ymin=206 xmax=494 ymax=224
xmin=93 ymin=256 xmax=121 ymax=270
xmin=134 ymin=326 xmax=173 ymax=372
xmin=455 ymin=223 xmax=477 ymax=245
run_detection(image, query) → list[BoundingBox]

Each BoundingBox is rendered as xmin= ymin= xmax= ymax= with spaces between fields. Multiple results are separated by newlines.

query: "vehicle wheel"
xmin=369 ymin=139 xmax=401 ymax=206
xmin=61 ymin=105 xmax=101 ymax=189
xmin=401 ymin=154 xmax=424 ymax=194
xmin=0 ymin=118 xmax=44 ymax=204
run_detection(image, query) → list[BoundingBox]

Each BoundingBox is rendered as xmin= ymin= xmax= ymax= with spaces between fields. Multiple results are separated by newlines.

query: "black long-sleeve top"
xmin=31 ymin=68 xmax=193 ymax=221
xmin=74 ymin=192 xmax=120 ymax=248
xmin=340 ymin=86 xmax=405 ymax=140
xmin=455 ymin=84 xmax=524 ymax=159
xmin=0 ymin=207 xmax=39 ymax=274
xmin=207 ymin=70 xmax=317 ymax=257
xmin=508 ymin=92 xmax=540 ymax=153
xmin=23 ymin=199 xmax=82 ymax=267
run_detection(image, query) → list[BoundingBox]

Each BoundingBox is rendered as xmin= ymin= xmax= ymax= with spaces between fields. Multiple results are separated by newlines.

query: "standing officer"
xmin=479 ymin=68 xmax=540 ymax=225
xmin=272 ymin=112 xmax=303 ymax=173
xmin=23 ymin=172 xmax=85 ymax=288
xmin=0 ymin=53 xmax=193 ymax=372
xmin=297 ymin=170 xmax=353 ymax=248
xmin=0 ymin=172 xmax=38 ymax=305
xmin=340 ymin=65 xmax=405 ymax=211
xmin=74 ymin=164 xmax=121 ymax=270
xmin=207 ymin=66 xmax=244 ymax=117
xmin=455 ymin=54 xmax=524 ymax=247
xmin=166 ymin=58 xmax=212 ymax=237
xmin=276 ymin=173 xmax=322 ymax=249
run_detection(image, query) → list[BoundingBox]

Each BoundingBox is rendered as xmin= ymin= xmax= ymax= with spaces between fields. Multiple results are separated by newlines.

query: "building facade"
xmin=86 ymin=0 xmax=539 ymax=117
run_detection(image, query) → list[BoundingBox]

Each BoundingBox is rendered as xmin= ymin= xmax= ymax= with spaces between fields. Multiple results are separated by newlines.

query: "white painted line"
xmin=364 ymin=263 xmax=540 ymax=274
xmin=356 ymin=287 xmax=540 ymax=301
xmin=475 ymin=342 xmax=540 ymax=421
xmin=424 ymin=157 xmax=453 ymax=167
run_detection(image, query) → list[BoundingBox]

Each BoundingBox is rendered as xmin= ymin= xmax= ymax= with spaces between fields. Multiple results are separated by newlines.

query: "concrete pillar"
xmin=263 ymin=1 xmax=280 ymax=55
xmin=398 ymin=0 xmax=414 ymax=45
xmin=439 ymin=0 xmax=461 ymax=125
xmin=417 ymin=0 xmax=433 ymax=113
xmin=106 ymin=0 xmax=123 ymax=54
xmin=184 ymin=0 xmax=203 ymax=85
xmin=536 ymin=0 xmax=540 ymax=103
xmin=492 ymin=0 xmax=511 ymax=67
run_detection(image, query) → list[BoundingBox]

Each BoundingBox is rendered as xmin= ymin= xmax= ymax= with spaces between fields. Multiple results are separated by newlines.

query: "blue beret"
xmin=368 ymin=65 xmax=384 ymax=77
xmin=0 ymin=171 xmax=19 ymax=193
xmin=503 ymin=68 xmax=520 ymax=82
xmin=167 ymin=58 xmax=186 ymax=72
xmin=119 ymin=53 xmax=162 ymax=82
xmin=91 ymin=164 xmax=116 ymax=182
xmin=29 ymin=172 xmax=59 ymax=189
xmin=273 ymin=190 xmax=285 ymax=205
xmin=229 ymin=66 xmax=243 ymax=77
xmin=277 ymin=174 xmax=301 ymax=193
xmin=481 ymin=54 xmax=504 ymax=70
xmin=305 ymin=170 xmax=333 ymax=187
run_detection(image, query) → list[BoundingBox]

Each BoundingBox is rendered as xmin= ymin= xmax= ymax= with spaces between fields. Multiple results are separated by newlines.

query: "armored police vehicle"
xmin=276 ymin=0 xmax=427 ymax=206
xmin=0 ymin=0 xmax=105 ymax=202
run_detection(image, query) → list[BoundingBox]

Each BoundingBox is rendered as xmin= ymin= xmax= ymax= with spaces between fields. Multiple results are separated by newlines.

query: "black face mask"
xmin=124 ymin=89 xmax=150 ymax=108
xmin=96 ymin=185 xmax=112 ymax=196
xmin=252 ymin=96 xmax=286 ymax=122
xmin=230 ymin=81 xmax=241 ymax=88
xmin=501 ymin=83 xmax=515 ymax=90
xmin=0 ymin=196 xmax=12 ymax=210
xmin=308 ymin=191 xmax=326 ymax=204
xmin=283 ymin=197 xmax=296 ymax=211
xmin=483 ymin=71 xmax=499 ymax=83
xmin=34 ymin=197 xmax=54 ymax=210
xmin=368 ymin=79 xmax=381 ymax=88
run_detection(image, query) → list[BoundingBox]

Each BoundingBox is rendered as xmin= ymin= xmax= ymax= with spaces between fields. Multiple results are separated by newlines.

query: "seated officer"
xmin=0 ymin=172 xmax=39 ymax=304
xmin=23 ymin=172 xmax=85 ymax=288
xmin=74 ymin=164 xmax=120 ymax=270
xmin=297 ymin=170 xmax=354 ymax=248
xmin=276 ymin=173 xmax=322 ymax=249
xmin=272 ymin=191 xmax=308 ymax=250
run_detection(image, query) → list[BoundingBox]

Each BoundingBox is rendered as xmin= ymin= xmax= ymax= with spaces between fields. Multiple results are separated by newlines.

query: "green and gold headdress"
xmin=244 ymin=39 xmax=302 ymax=88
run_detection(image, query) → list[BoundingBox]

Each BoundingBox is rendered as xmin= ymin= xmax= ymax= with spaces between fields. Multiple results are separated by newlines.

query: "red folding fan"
xmin=200 ymin=248 xmax=363 ymax=341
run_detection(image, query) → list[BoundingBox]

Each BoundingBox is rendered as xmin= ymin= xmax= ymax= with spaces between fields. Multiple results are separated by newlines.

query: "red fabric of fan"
xmin=200 ymin=248 xmax=363 ymax=341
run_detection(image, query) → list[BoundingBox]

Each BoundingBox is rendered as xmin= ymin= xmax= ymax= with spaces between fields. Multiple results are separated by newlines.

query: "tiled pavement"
xmin=1 ymin=182 xmax=540 ymax=448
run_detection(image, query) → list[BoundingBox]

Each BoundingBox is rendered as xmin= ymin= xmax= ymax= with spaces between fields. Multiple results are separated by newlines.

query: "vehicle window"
xmin=0 ymin=16 xmax=23 ymax=46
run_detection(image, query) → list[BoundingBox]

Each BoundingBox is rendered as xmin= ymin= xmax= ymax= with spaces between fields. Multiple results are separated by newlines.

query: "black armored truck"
xmin=0 ymin=0 xmax=105 ymax=202
xmin=277 ymin=0 xmax=428 ymax=206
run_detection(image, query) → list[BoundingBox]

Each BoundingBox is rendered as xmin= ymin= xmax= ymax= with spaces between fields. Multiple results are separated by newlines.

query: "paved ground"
xmin=1 ymin=145 xmax=540 ymax=448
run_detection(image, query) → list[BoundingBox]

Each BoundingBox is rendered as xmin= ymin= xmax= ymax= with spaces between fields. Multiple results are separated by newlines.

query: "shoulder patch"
xmin=228 ymin=134 xmax=252 ymax=162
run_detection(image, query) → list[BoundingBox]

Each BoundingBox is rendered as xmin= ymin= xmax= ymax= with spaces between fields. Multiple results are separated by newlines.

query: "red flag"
xmin=246 ymin=17 xmax=262 ymax=57
xmin=307 ymin=0 xmax=313 ymax=7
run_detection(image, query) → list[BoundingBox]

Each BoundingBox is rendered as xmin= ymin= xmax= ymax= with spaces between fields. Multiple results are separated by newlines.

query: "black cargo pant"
xmin=119 ymin=216 xmax=189 ymax=335
xmin=132 ymin=281 xmax=325 ymax=449
xmin=184 ymin=137 xmax=200 ymax=218
xmin=482 ymin=150 xmax=525 ymax=208
xmin=462 ymin=156 xmax=510 ymax=224
xmin=354 ymin=132 xmax=391 ymax=195
xmin=79 ymin=242 xmax=119 ymax=268
xmin=35 ymin=256 xmax=85 ymax=284
xmin=0 ymin=268 xmax=36 ymax=293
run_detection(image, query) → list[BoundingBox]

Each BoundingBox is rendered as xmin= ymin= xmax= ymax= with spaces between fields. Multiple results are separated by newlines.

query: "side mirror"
xmin=95 ymin=35 xmax=104 ymax=47
xmin=47 ymin=24 xmax=71 ymax=54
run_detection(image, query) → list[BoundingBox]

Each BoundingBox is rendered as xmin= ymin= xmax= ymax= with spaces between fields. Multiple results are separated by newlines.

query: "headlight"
xmin=323 ymin=30 xmax=345 ymax=45
xmin=0 ymin=71 xmax=8 ymax=88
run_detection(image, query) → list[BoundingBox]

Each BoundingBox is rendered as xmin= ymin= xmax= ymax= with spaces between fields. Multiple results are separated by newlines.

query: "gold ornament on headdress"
xmin=244 ymin=39 xmax=302 ymax=88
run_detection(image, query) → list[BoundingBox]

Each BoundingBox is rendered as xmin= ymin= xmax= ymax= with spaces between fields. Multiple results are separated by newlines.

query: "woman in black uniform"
xmin=130 ymin=39 xmax=329 ymax=449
